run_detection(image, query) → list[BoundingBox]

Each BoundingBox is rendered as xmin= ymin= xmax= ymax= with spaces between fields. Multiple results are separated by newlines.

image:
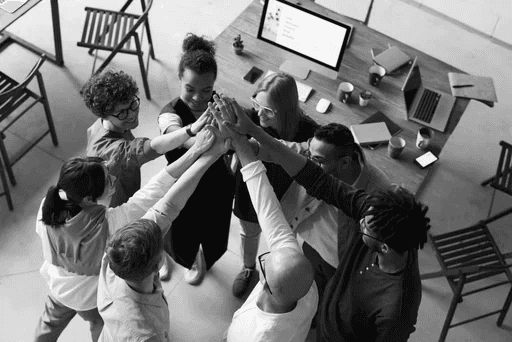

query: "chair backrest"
xmin=429 ymin=220 xmax=512 ymax=288
xmin=114 ymin=0 xmax=153 ymax=49
xmin=491 ymin=140 xmax=512 ymax=196
xmin=0 ymin=55 xmax=46 ymax=121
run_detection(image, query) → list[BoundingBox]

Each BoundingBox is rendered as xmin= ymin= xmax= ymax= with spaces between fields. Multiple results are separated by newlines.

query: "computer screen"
xmin=402 ymin=58 xmax=422 ymax=112
xmin=257 ymin=0 xmax=352 ymax=80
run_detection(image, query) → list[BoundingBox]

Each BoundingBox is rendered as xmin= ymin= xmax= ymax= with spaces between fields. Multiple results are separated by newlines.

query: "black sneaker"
xmin=232 ymin=266 xmax=255 ymax=298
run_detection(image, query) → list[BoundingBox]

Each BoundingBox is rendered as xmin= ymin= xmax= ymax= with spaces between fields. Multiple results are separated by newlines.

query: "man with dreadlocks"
xmin=214 ymin=96 xmax=431 ymax=342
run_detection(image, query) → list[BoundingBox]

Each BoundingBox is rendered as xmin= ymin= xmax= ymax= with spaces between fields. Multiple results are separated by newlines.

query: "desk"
xmin=0 ymin=0 xmax=63 ymax=65
xmin=213 ymin=0 xmax=469 ymax=195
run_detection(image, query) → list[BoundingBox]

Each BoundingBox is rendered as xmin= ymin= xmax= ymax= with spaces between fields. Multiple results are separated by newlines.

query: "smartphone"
xmin=415 ymin=151 xmax=438 ymax=168
xmin=243 ymin=66 xmax=264 ymax=84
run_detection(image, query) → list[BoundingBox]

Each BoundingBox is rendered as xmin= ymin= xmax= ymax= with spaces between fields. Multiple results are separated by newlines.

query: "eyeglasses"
xmin=111 ymin=96 xmax=140 ymax=121
xmin=258 ymin=251 xmax=273 ymax=295
xmin=359 ymin=217 xmax=386 ymax=244
xmin=251 ymin=97 xmax=276 ymax=118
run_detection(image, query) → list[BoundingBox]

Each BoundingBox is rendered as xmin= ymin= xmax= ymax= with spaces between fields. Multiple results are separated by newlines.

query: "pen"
xmin=452 ymin=84 xmax=474 ymax=88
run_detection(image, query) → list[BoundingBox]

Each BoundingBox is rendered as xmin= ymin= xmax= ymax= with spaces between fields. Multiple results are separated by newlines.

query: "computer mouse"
xmin=316 ymin=98 xmax=331 ymax=113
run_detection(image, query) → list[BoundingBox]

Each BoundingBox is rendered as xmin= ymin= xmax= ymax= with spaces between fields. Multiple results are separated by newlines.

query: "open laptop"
xmin=0 ymin=0 xmax=28 ymax=14
xmin=401 ymin=56 xmax=456 ymax=132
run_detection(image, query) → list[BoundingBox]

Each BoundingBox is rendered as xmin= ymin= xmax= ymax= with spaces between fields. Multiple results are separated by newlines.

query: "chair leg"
xmin=497 ymin=286 xmax=512 ymax=326
xmin=481 ymin=175 xmax=496 ymax=187
xmin=36 ymin=72 xmax=59 ymax=146
xmin=0 ymin=133 xmax=16 ymax=186
xmin=0 ymin=157 xmax=13 ymax=210
xmin=144 ymin=20 xmax=155 ymax=59
xmin=487 ymin=189 xmax=497 ymax=218
xmin=439 ymin=276 xmax=465 ymax=342
xmin=134 ymin=35 xmax=151 ymax=100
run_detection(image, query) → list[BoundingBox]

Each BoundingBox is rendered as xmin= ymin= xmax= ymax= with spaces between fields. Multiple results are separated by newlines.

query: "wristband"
xmin=185 ymin=124 xmax=196 ymax=137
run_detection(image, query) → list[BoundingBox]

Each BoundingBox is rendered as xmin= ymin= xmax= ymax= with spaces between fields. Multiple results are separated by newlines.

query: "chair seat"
xmin=0 ymin=71 xmax=40 ymax=128
xmin=77 ymin=7 xmax=142 ymax=55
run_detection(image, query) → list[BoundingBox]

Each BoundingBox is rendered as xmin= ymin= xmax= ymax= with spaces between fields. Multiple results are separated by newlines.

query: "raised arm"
xmin=107 ymin=128 xmax=215 ymax=233
xmin=142 ymin=126 xmax=228 ymax=234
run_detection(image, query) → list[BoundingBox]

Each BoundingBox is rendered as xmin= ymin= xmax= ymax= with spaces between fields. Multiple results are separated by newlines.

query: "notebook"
xmin=373 ymin=46 xmax=411 ymax=73
xmin=350 ymin=122 xmax=391 ymax=147
xmin=0 ymin=0 xmax=28 ymax=13
xmin=401 ymin=56 xmax=456 ymax=132
xmin=360 ymin=111 xmax=402 ymax=149
xmin=448 ymin=72 xmax=497 ymax=107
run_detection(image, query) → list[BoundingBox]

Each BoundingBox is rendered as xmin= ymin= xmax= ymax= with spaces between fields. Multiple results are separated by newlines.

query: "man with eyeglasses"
xmin=219 ymin=105 xmax=318 ymax=342
xmin=215 ymin=97 xmax=431 ymax=342
xmin=255 ymin=123 xmax=390 ymax=310
xmin=82 ymin=69 xmax=211 ymax=280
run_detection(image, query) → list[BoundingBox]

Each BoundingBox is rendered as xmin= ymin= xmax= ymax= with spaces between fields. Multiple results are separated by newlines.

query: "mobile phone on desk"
xmin=243 ymin=66 xmax=264 ymax=84
xmin=415 ymin=151 xmax=438 ymax=168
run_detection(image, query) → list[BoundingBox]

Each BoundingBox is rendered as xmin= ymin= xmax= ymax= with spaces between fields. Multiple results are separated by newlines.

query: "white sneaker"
xmin=184 ymin=248 xmax=206 ymax=285
xmin=159 ymin=253 xmax=172 ymax=281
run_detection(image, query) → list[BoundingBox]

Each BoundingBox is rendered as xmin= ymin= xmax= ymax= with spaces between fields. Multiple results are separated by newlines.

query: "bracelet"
xmin=185 ymin=124 xmax=196 ymax=137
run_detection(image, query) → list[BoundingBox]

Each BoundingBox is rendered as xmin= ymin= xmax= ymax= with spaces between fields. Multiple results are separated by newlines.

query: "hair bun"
xmin=182 ymin=33 xmax=216 ymax=56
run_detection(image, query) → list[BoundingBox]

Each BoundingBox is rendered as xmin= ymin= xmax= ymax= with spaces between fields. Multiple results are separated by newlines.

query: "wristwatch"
xmin=185 ymin=124 xmax=196 ymax=137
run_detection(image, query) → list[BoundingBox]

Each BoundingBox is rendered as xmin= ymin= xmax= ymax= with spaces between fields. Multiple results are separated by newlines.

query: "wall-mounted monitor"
xmin=257 ymin=0 xmax=352 ymax=80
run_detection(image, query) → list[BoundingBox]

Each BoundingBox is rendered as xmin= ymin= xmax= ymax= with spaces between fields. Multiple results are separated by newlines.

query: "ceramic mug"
xmin=337 ymin=82 xmax=354 ymax=104
xmin=416 ymin=127 xmax=434 ymax=150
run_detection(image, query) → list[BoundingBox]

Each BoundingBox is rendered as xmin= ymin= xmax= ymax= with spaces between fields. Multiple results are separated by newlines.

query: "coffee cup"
xmin=359 ymin=90 xmax=372 ymax=107
xmin=369 ymin=65 xmax=386 ymax=87
xmin=388 ymin=136 xmax=406 ymax=158
xmin=337 ymin=82 xmax=354 ymax=104
xmin=416 ymin=127 xmax=434 ymax=150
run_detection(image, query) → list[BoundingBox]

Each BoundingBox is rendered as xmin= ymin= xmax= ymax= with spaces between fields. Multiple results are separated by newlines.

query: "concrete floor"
xmin=0 ymin=0 xmax=511 ymax=341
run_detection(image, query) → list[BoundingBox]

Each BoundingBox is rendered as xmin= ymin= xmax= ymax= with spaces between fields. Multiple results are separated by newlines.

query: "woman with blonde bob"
xmin=231 ymin=72 xmax=320 ymax=298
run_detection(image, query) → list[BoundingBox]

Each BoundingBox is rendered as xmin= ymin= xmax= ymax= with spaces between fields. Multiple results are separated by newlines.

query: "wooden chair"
xmin=0 ymin=54 xmax=59 ymax=189
xmin=421 ymin=212 xmax=512 ymax=342
xmin=481 ymin=140 xmax=512 ymax=218
xmin=77 ymin=0 xmax=155 ymax=99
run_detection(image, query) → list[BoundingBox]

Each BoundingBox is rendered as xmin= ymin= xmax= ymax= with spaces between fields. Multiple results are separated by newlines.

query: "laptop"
xmin=401 ymin=56 xmax=456 ymax=132
xmin=0 ymin=0 xmax=28 ymax=14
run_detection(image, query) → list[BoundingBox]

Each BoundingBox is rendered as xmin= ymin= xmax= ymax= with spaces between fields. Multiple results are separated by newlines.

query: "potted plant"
xmin=233 ymin=34 xmax=244 ymax=55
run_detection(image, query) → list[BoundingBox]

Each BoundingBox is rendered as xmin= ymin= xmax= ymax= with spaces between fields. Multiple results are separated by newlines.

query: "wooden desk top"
xmin=0 ymin=0 xmax=42 ymax=32
xmin=213 ymin=0 xmax=469 ymax=195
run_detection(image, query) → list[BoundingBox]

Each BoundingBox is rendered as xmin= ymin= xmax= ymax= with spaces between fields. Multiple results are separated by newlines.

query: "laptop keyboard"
xmin=413 ymin=89 xmax=441 ymax=123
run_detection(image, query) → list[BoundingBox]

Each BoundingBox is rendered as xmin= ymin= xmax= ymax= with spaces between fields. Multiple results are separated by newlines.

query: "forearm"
xmin=164 ymin=144 xmax=203 ymax=179
xmin=149 ymin=126 xmax=191 ymax=154
xmin=250 ymin=125 xmax=307 ymax=177
xmin=241 ymin=160 xmax=300 ymax=251
xmin=163 ymin=125 xmax=196 ymax=150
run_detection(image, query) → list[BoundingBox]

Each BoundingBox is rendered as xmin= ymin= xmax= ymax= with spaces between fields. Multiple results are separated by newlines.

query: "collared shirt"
xmin=97 ymin=255 xmax=170 ymax=342
xmin=276 ymin=141 xmax=390 ymax=268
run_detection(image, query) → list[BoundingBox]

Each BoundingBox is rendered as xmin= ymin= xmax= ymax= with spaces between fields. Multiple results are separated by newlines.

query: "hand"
xmin=213 ymin=94 xmax=237 ymax=125
xmin=203 ymin=125 xmax=231 ymax=157
xmin=190 ymin=107 xmax=212 ymax=134
xmin=190 ymin=127 xmax=215 ymax=155
xmin=215 ymin=96 xmax=258 ymax=136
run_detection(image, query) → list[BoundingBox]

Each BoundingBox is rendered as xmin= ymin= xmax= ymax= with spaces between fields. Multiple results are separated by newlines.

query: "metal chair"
xmin=482 ymin=140 xmax=512 ymax=218
xmin=0 ymin=54 xmax=59 ymax=189
xmin=421 ymin=211 xmax=512 ymax=342
xmin=77 ymin=0 xmax=155 ymax=99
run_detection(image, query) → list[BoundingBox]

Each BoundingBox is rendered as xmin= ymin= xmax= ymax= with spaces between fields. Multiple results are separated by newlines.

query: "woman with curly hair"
xmin=157 ymin=33 xmax=235 ymax=285
xmin=82 ymin=69 xmax=210 ymax=280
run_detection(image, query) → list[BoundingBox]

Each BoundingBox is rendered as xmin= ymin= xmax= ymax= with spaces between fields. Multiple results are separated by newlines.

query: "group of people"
xmin=34 ymin=32 xmax=431 ymax=342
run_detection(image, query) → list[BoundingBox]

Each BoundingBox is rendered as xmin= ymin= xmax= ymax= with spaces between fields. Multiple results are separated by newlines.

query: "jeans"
xmin=239 ymin=219 xmax=261 ymax=268
xmin=34 ymin=294 xmax=103 ymax=342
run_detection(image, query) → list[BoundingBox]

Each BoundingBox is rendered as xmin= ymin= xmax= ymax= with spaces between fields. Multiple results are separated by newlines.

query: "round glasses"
xmin=359 ymin=217 xmax=386 ymax=244
xmin=251 ymin=97 xmax=276 ymax=118
xmin=111 ymin=96 xmax=140 ymax=121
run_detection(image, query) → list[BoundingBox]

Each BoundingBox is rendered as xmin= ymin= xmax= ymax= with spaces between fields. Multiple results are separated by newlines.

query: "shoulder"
xmin=295 ymin=114 xmax=319 ymax=141
xmin=159 ymin=98 xmax=180 ymax=116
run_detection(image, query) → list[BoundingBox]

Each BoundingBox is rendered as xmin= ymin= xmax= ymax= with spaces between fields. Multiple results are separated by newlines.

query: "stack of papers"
xmin=448 ymin=73 xmax=497 ymax=107
xmin=350 ymin=122 xmax=391 ymax=147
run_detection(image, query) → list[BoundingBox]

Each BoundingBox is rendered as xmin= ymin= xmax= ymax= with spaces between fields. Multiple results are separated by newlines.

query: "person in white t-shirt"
xmin=212 ymin=96 xmax=318 ymax=342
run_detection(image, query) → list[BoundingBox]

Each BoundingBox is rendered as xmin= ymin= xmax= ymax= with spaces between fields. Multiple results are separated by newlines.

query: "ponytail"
xmin=41 ymin=185 xmax=80 ymax=227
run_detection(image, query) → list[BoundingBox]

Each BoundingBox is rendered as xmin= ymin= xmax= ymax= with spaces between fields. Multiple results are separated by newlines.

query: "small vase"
xmin=233 ymin=44 xmax=244 ymax=55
